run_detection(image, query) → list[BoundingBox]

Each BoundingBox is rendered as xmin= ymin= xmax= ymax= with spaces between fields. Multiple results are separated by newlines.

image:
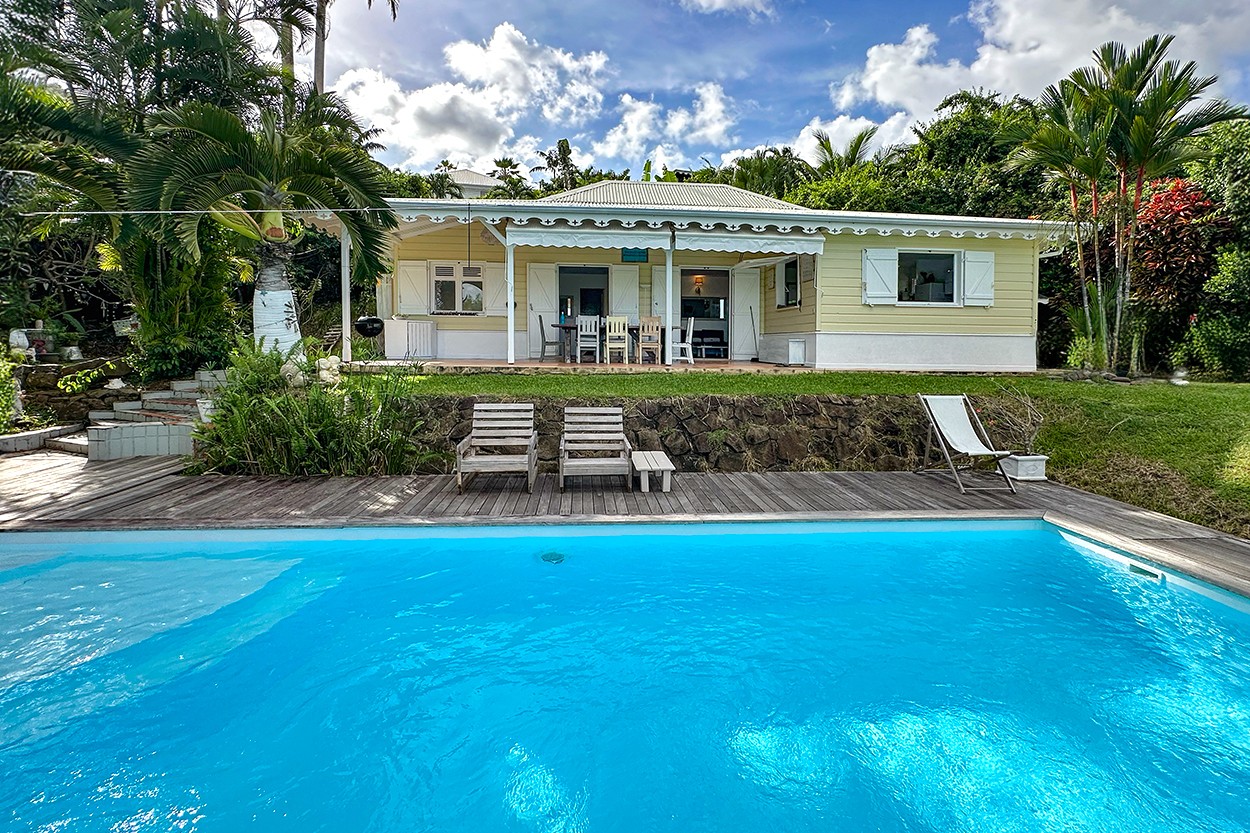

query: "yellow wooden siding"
xmin=817 ymin=234 xmax=1039 ymax=335
xmin=761 ymin=262 xmax=817 ymax=334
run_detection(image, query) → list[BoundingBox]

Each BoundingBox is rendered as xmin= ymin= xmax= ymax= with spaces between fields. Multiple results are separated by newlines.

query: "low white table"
xmin=631 ymin=450 xmax=675 ymax=493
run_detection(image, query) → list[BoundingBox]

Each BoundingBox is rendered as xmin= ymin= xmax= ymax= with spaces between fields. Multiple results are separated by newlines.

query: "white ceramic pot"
xmin=1002 ymin=454 xmax=1049 ymax=481
xmin=8 ymin=329 xmax=28 ymax=350
xmin=196 ymin=398 xmax=216 ymax=423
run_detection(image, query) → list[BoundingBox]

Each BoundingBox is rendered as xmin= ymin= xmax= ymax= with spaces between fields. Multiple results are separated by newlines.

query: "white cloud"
xmin=791 ymin=113 xmax=914 ymax=165
xmin=593 ymin=84 xmax=738 ymax=169
xmin=664 ymin=82 xmax=736 ymax=146
xmin=836 ymin=0 xmax=1250 ymax=119
xmin=678 ymin=0 xmax=773 ymax=15
xmin=333 ymin=23 xmax=608 ymax=170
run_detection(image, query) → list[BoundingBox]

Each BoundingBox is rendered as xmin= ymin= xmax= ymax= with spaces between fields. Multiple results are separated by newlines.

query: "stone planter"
xmin=1002 ymin=453 xmax=1049 ymax=481
xmin=196 ymin=398 xmax=216 ymax=423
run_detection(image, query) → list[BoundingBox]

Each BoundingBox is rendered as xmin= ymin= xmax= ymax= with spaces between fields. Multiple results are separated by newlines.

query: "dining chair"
xmin=575 ymin=315 xmax=600 ymax=363
xmin=638 ymin=316 xmax=662 ymax=364
xmin=604 ymin=315 xmax=629 ymax=364
xmin=674 ymin=316 xmax=696 ymax=365
xmin=538 ymin=314 xmax=564 ymax=362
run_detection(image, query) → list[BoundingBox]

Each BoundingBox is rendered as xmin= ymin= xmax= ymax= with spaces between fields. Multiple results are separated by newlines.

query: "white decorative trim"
xmin=505 ymin=225 xmax=671 ymax=250
xmin=674 ymin=230 xmax=825 ymax=255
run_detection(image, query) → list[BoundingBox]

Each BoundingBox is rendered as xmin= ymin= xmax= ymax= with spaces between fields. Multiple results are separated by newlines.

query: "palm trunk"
xmin=1124 ymin=167 xmax=1147 ymax=376
xmin=1110 ymin=168 xmax=1129 ymax=370
xmin=313 ymin=0 xmax=329 ymax=92
xmin=279 ymin=23 xmax=295 ymax=78
xmin=1069 ymin=183 xmax=1093 ymax=345
xmin=1088 ymin=181 xmax=1108 ymax=368
xmin=216 ymin=0 xmax=229 ymax=17
xmin=254 ymin=242 xmax=302 ymax=354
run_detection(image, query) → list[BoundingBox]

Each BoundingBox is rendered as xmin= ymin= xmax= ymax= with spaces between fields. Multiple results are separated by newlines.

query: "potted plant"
xmin=987 ymin=385 xmax=1049 ymax=481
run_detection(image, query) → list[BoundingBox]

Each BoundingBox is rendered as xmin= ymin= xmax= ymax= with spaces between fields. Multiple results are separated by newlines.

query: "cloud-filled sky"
xmin=302 ymin=0 xmax=1250 ymax=179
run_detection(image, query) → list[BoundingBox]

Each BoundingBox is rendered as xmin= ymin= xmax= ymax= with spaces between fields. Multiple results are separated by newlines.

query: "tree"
xmin=492 ymin=157 xmax=522 ymax=179
xmin=485 ymin=176 xmax=536 ymax=200
xmin=729 ymin=147 xmax=813 ymax=200
xmin=532 ymin=139 xmax=579 ymax=192
xmin=811 ymin=125 xmax=877 ymax=177
xmin=312 ymin=0 xmax=397 ymax=92
xmin=130 ymin=90 xmax=397 ymax=353
xmin=1069 ymin=35 xmax=1247 ymax=370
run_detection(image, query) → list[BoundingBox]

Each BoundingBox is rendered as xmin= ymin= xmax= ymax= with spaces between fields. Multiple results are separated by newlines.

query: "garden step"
xmin=104 ymin=408 xmax=193 ymax=424
xmin=140 ymin=399 xmax=199 ymax=414
xmin=88 ymin=410 xmax=118 ymax=421
xmin=46 ymin=432 xmax=88 ymax=455
xmin=196 ymin=369 xmax=226 ymax=385
xmin=170 ymin=379 xmax=211 ymax=393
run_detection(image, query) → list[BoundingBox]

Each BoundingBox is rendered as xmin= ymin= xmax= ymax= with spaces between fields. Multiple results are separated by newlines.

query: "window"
xmin=897 ymin=251 xmax=957 ymax=304
xmin=431 ymin=263 xmax=484 ymax=314
xmin=776 ymin=258 xmax=800 ymax=308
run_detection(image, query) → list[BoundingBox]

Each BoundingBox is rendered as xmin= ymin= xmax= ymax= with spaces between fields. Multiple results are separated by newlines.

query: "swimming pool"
xmin=1 ymin=520 xmax=1247 ymax=831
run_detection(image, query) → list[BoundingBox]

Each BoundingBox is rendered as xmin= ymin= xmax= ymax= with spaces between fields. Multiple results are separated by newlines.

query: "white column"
xmin=664 ymin=242 xmax=674 ymax=365
xmin=339 ymin=228 xmax=352 ymax=363
xmin=505 ymin=242 xmax=516 ymax=364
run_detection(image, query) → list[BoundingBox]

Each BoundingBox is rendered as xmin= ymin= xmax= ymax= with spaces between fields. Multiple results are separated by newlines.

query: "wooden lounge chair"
xmin=916 ymin=394 xmax=1016 ymax=494
xmin=455 ymin=403 xmax=538 ymax=494
xmin=559 ymin=406 xmax=632 ymax=491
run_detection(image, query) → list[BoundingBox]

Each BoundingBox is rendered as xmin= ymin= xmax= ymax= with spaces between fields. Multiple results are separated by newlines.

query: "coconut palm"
xmin=130 ymin=89 xmax=398 ymax=353
xmin=485 ymin=176 xmax=536 ymax=200
xmin=811 ymin=125 xmax=877 ymax=178
xmin=729 ymin=147 xmax=813 ymax=200
xmin=491 ymin=157 xmax=521 ymax=179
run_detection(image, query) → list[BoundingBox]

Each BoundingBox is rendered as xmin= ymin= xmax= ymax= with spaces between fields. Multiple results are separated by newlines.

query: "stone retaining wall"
xmin=16 ymin=359 xmax=139 ymax=422
xmin=400 ymin=394 xmax=939 ymax=473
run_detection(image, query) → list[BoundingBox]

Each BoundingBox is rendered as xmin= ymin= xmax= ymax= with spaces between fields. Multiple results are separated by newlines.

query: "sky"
xmin=299 ymin=0 xmax=1250 ymax=179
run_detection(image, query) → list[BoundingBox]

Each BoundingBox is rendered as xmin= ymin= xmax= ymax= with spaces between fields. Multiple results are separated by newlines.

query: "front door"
xmin=730 ymin=267 xmax=761 ymax=360
xmin=527 ymin=263 xmax=557 ymax=358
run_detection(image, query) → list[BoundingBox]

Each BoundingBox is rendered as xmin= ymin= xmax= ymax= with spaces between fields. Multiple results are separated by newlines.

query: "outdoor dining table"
xmin=550 ymin=321 xmax=662 ymax=363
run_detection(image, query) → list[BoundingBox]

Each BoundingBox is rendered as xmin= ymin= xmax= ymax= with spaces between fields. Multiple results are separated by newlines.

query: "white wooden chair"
xmin=604 ymin=315 xmax=629 ymax=364
xmin=559 ymin=406 xmax=632 ymax=491
xmin=673 ymin=316 xmax=696 ymax=365
xmin=455 ymin=403 xmax=538 ymax=494
xmin=575 ymin=315 xmax=600 ymax=363
xmin=916 ymin=394 xmax=1016 ymax=494
xmin=637 ymin=316 xmax=662 ymax=364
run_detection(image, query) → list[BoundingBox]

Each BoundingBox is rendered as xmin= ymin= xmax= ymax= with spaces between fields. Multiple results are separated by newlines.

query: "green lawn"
xmin=361 ymin=371 xmax=1250 ymax=536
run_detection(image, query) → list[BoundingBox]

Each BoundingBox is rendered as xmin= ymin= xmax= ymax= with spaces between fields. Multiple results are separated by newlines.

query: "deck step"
xmin=46 ymin=432 xmax=88 ymax=455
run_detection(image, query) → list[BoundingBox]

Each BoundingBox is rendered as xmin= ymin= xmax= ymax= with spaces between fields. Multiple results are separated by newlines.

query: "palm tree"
xmin=729 ymin=147 xmax=813 ymax=200
xmin=485 ymin=176 xmax=536 ymax=200
xmin=811 ymin=126 xmax=877 ymax=178
xmin=425 ymin=170 xmax=463 ymax=198
xmin=1004 ymin=80 xmax=1114 ymax=366
xmin=491 ymin=157 xmax=521 ymax=179
xmin=311 ymin=0 xmax=397 ymax=92
xmin=1070 ymin=35 xmax=1247 ymax=367
xmin=130 ymin=89 xmax=398 ymax=353
xmin=532 ymin=139 xmax=579 ymax=192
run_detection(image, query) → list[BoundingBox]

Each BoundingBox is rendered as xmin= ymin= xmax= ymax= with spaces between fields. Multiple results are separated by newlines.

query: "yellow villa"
xmin=333 ymin=181 xmax=1066 ymax=371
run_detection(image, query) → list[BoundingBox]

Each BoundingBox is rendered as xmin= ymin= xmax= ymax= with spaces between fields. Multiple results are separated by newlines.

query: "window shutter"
xmin=396 ymin=260 xmax=429 ymax=314
xmin=483 ymin=262 xmax=508 ymax=315
xmin=963 ymin=251 xmax=995 ymax=306
xmin=650 ymin=265 xmax=678 ymax=324
xmin=609 ymin=264 xmax=641 ymax=317
xmin=862 ymin=248 xmax=898 ymax=305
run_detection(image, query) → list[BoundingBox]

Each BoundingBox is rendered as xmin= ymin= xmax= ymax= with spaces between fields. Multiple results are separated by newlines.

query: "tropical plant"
xmin=311 ymin=0 xmax=397 ymax=92
xmin=190 ymin=338 xmax=443 ymax=475
xmin=491 ymin=157 xmax=522 ymax=179
xmin=129 ymin=88 xmax=398 ymax=354
xmin=1068 ymin=35 xmax=1247 ymax=371
xmin=485 ymin=176 xmax=537 ymax=200
xmin=810 ymin=125 xmax=877 ymax=177
xmin=425 ymin=170 xmax=464 ymax=199
xmin=532 ymin=139 xmax=580 ymax=192
xmin=729 ymin=147 xmax=813 ymax=200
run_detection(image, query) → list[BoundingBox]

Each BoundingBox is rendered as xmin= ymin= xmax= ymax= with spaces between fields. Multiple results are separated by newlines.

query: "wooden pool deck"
xmin=3 ymin=450 xmax=1249 ymax=598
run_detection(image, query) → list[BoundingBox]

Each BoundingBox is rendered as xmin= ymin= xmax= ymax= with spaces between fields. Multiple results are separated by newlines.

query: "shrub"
xmin=0 ymin=353 xmax=17 ymax=433
xmin=190 ymin=339 xmax=444 ymax=475
xmin=1173 ymin=245 xmax=1250 ymax=380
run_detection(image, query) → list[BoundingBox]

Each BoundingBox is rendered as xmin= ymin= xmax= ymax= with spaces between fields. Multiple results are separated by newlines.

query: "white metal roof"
xmin=537 ymin=181 xmax=816 ymax=213
xmin=447 ymin=169 xmax=503 ymax=188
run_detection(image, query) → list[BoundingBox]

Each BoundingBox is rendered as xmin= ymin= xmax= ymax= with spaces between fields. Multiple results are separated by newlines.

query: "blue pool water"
xmin=1 ymin=520 xmax=1248 ymax=832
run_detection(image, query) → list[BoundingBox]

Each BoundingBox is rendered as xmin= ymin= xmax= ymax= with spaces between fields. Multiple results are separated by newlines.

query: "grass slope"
xmin=369 ymin=372 xmax=1250 ymax=537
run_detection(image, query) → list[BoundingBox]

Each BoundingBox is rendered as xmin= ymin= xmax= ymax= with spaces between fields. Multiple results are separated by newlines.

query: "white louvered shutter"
xmin=862 ymin=249 xmax=898 ymax=305
xmin=396 ymin=260 xmax=429 ymax=314
xmin=962 ymin=251 xmax=995 ymax=307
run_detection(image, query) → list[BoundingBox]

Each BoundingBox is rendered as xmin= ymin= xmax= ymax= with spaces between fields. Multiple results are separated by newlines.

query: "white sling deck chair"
xmin=917 ymin=394 xmax=1016 ymax=494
